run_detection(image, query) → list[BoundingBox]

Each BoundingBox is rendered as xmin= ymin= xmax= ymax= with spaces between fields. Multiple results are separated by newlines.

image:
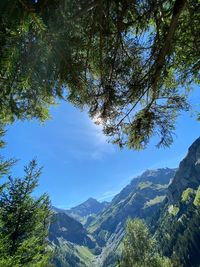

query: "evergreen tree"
xmin=1 ymin=0 xmax=199 ymax=149
xmin=120 ymin=218 xmax=175 ymax=267
xmin=0 ymin=160 xmax=52 ymax=267
xmin=0 ymin=126 xmax=16 ymax=184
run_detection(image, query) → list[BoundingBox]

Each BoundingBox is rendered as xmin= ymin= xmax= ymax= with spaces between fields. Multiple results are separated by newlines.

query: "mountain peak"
xmin=140 ymin=168 xmax=176 ymax=178
xmin=85 ymin=198 xmax=99 ymax=204
xmin=71 ymin=198 xmax=99 ymax=211
xmin=189 ymin=136 xmax=200 ymax=151
xmin=70 ymin=197 xmax=107 ymax=216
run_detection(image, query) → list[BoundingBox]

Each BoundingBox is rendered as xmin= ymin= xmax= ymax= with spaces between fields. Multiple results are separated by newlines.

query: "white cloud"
xmin=69 ymin=116 xmax=115 ymax=160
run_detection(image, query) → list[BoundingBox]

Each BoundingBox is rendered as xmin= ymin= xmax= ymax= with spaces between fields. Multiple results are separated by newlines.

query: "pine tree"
xmin=0 ymin=126 xmax=16 ymax=184
xmin=0 ymin=160 xmax=52 ymax=267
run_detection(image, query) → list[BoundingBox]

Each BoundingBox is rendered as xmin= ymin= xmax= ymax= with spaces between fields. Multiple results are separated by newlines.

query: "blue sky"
xmin=2 ymin=87 xmax=200 ymax=208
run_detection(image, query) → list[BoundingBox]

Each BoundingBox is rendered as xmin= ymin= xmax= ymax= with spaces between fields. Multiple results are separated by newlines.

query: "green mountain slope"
xmin=154 ymin=137 xmax=200 ymax=267
xmin=49 ymin=212 xmax=96 ymax=266
xmin=88 ymin=168 xmax=176 ymax=246
xmin=49 ymin=212 xmax=95 ymax=248
xmin=52 ymin=240 xmax=95 ymax=267
xmin=87 ymin=168 xmax=176 ymax=266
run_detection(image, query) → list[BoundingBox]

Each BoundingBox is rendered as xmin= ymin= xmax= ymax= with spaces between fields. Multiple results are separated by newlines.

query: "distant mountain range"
xmin=53 ymin=197 xmax=109 ymax=223
xmin=49 ymin=137 xmax=200 ymax=267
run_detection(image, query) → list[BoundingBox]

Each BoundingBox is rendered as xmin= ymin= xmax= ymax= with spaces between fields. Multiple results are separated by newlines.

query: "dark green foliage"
xmin=0 ymin=160 xmax=52 ymax=267
xmin=0 ymin=0 xmax=57 ymax=123
xmin=0 ymin=126 xmax=16 ymax=182
xmin=1 ymin=0 xmax=199 ymax=148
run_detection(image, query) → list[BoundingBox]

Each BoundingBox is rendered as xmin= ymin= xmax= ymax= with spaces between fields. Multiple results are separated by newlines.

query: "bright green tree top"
xmin=120 ymin=218 xmax=176 ymax=267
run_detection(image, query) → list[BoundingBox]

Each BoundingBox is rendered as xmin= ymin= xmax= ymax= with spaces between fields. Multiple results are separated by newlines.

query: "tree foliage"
xmin=0 ymin=160 xmax=52 ymax=267
xmin=0 ymin=126 xmax=15 ymax=183
xmin=1 ymin=0 xmax=200 ymax=148
xmin=119 ymin=218 xmax=176 ymax=267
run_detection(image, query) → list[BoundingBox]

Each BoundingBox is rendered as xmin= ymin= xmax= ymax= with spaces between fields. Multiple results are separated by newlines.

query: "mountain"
xmin=50 ymin=199 xmax=109 ymax=266
xmin=112 ymin=168 xmax=175 ymax=206
xmin=51 ymin=168 xmax=175 ymax=267
xmin=53 ymin=198 xmax=109 ymax=223
xmin=154 ymin=137 xmax=200 ymax=267
xmin=88 ymin=168 xmax=176 ymax=245
xmin=69 ymin=198 xmax=109 ymax=218
xmin=51 ymin=138 xmax=200 ymax=267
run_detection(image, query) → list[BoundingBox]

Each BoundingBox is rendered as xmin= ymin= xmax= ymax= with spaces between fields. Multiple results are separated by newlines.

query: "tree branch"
xmin=71 ymin=0 xmax=100 ymax=20
xmin=151 ymin=0 xmax=187 ymax=91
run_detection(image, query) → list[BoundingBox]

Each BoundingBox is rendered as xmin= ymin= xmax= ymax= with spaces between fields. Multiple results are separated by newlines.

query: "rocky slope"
xmin=70 ymin=198 xmax=109 ymax=217
xmin=167 ymin=137 xmax=200 ymax=203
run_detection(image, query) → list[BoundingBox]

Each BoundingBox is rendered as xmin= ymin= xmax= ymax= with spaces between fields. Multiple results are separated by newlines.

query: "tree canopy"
xmin=1 ymin=0 xmax=199 ymax=149
xmin=120 ymin=218 xmax=178 ymax=267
